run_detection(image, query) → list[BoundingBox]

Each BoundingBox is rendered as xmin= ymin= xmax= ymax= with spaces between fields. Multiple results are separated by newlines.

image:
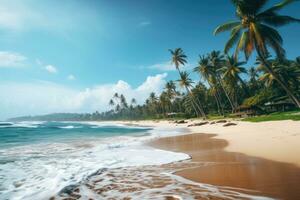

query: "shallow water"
xmin=0 ymin=121 xmax=189 ymax=200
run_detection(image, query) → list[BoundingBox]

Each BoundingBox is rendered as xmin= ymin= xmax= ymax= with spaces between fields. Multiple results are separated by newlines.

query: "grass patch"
xmin=242 ymin=110 xmax=300 ymax=122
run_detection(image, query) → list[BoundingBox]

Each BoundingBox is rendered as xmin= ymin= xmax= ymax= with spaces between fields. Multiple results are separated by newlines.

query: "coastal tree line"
xmin=92 ymin=0 xmax=300 ymax=120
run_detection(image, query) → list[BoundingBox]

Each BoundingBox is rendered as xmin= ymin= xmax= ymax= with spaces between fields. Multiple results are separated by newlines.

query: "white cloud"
xmin=67 ymin=74 xmax=76 ymax=80
xmin=0 ymin=73 xmax=168 ymax=119
xmin=0 ymin=51 xmax=27 ymax=68
xmin=139 ymin=21 xmax=151 ymax=27
xmin=146 ymin=62 xmax=175 ymax=71
xmin=146 ymin=61 xmax=194 ymax=72
xmin=45 ymin=65 xmax=57 ymax=74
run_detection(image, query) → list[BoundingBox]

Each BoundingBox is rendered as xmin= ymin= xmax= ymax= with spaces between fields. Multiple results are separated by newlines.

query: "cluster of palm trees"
xmin=94 ymin=0 xmax=300 ymax=120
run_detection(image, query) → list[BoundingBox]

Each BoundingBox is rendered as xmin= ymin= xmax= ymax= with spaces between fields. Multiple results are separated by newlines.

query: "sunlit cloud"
xmin=45 ymin=65 xmax=57 ymax=74
xmin=0 ymin=73 xmax=168 ymax=119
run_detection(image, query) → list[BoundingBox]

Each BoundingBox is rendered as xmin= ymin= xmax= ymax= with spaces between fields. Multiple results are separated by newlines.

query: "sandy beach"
xmin=130 ymin=119 xmax=300 ymax=167
xmin=53 ymin=119 xmax=300 ymax=200
xmin=133 ymin=119 xmax=300 ymax=199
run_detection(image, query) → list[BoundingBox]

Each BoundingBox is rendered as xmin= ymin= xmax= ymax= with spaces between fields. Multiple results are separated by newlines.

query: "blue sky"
xmin=0 ymin=0 xmax=300 ymax=119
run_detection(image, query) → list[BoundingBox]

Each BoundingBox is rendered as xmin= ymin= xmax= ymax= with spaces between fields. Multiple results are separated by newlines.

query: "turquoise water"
xmin=0 ymin=121 xmax=188 ymax=200
xmin=0 ymin=121 xmax=150 ymax=149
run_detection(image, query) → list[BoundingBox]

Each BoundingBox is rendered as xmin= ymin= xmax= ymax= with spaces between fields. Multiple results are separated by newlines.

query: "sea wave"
xmin=0 ymin=121 xmax=45 ymax=129
xmin=0 ymin=124 xmax=189 ymax=200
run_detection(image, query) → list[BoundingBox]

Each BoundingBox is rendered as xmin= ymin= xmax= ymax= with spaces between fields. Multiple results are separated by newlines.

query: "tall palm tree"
xmin=220 ymin=55 xmax=248 ymax=108
xmin=169 ymin=48 xmax=206 ymax=118
xmin=214 ymin=0 xmax=300 ymax=107
xmin=177 ymin=71 xmax=206 ymax=118
xmin=194 ymin=55 xmax=223 ymax=115
xmin=169 ymin=48 xmax=188 ymax=72
xmin=165 ymin=81 xmax=177 ymax=99
xmin=164 ymin=81 xmax=177 ymax=112
xmin=248 ymin=67 xmax=260 ymax=94
xmin=208 ymin=51 xmax=235 ymax=111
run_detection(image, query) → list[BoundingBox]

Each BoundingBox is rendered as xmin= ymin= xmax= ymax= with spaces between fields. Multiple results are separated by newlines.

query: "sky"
xmin=0 ymin=0 xmax=299 ymax=120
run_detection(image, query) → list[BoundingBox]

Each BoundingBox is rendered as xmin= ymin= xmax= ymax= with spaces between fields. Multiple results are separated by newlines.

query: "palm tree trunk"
xmin=186 ymin=86 xmax=206 ymax=119
xmin=213 ymin=93 xmax=222 ymax=115
xmin=216 ymin=74 xmax=235 ymax=112
xmin=194 ymin=95 xmax=207 ymax=119
xmin=257 ymin=51 xmax=300 ymax=108
xmin=209 ymin=82 xmax=223 ymax=116
xmin=215 ymin=86 xmax=225 ymax=115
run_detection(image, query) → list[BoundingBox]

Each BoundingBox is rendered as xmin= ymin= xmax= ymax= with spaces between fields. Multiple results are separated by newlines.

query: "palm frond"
xmin=238 ymin=0 xmax=269 ymax=15
xmin=214 ymin=21 xmax=240 ymax=35
xmin=261 ymin=0 xmax=298 ymax=14
xmin=235 ymin=31 xmax=248 ymax=58
xmin=259 ymin=13 xmax=300 ymax=27
xmin=224 ymin=25 xmax=242 ymax=53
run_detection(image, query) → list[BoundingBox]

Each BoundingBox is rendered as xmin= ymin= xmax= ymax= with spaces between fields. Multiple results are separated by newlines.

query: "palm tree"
xmin=248 ymin=67 xmax=260 ymax=95
xmin=177 ymin=71 xmax=206 ymax=118
xmin=109 ymin=99 xmax=115 ymax=108
xmin=148 ymin=92 xmax=159 ymax=115
xmin=165 ymin=81 xmax=177 ymax=99
xmin=120 ymin=94 xmax=128 ymax=109
xmin=214 ymin=0 xmax=300 ymax=107
xmin=131 ymin=98 xmax=137 ymax=106
xmin=208 ymin=51 xmax=235 ymax=111
xmin=169 ymin=48 xmax=188 ymax=72
xmin=169 ymin=48 xmax=206 ymax=118
xmin=194 ymin=55 xmax=223 ymax=115
xmin=220 ymin=55 xmax=248 ymax=108
xmin=258 ymin=57 xmax=300 ymax=95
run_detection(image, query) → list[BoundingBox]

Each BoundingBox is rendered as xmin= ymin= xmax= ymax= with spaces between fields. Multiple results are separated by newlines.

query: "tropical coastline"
xmin=1 ymin=0 xmax=300 ymax=199
xmin=48 ymin=119 xmax=300 ymax=200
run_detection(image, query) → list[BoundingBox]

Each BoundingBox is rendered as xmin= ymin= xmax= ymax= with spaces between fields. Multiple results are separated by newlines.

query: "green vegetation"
xmin=243 ymin=110 xmax=300 ymax=122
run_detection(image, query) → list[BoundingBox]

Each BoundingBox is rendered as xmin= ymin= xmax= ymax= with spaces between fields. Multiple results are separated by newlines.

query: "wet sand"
xmin=150 ymin=133 xmax=300 ymax=200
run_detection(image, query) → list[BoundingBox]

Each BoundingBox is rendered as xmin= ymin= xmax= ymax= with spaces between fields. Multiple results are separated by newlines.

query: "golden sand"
xmin=150 ymin=133 xmax=300 ymax=199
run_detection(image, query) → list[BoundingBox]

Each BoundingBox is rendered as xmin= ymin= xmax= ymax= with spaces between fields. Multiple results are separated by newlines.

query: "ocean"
xmin=0 ymin=121 xmax=188 ymax=200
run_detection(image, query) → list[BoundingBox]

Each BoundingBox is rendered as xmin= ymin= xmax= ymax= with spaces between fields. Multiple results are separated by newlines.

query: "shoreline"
xmin=122 ymin=119 xmax=300 ymax=167
xmin=149 ymin=132 xmax=300 ymax=199
xmin=126 ymin=119 xmax=300 ymax=199
xmin=52 ymin=119 xmax=300 ymax=199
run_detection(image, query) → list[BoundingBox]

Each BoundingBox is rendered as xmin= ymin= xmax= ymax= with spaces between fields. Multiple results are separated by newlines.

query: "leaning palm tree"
xmin=220 ymin=55 xmax=248 ymax=108
xmin=169 ymin=48 xmax=206 ymax=118
xmin=194 ymin=55 xmax=223 ymax=115
xmin=214 ymin=0 xmax=300 ymax=107
xmin=208 ymin=51 xmax=235 ymax=111
xmin=177 ymin=71 xmax=206 ymax=118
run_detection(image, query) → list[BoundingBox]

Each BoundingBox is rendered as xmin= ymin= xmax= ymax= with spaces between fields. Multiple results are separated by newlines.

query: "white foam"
xmin=58 ymin=125 xmax=82 ymax=129
xmin=0 ymin=121 xmax=45 ymax=128
xmin=0 ymin=125 xmax=190 ymax=200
